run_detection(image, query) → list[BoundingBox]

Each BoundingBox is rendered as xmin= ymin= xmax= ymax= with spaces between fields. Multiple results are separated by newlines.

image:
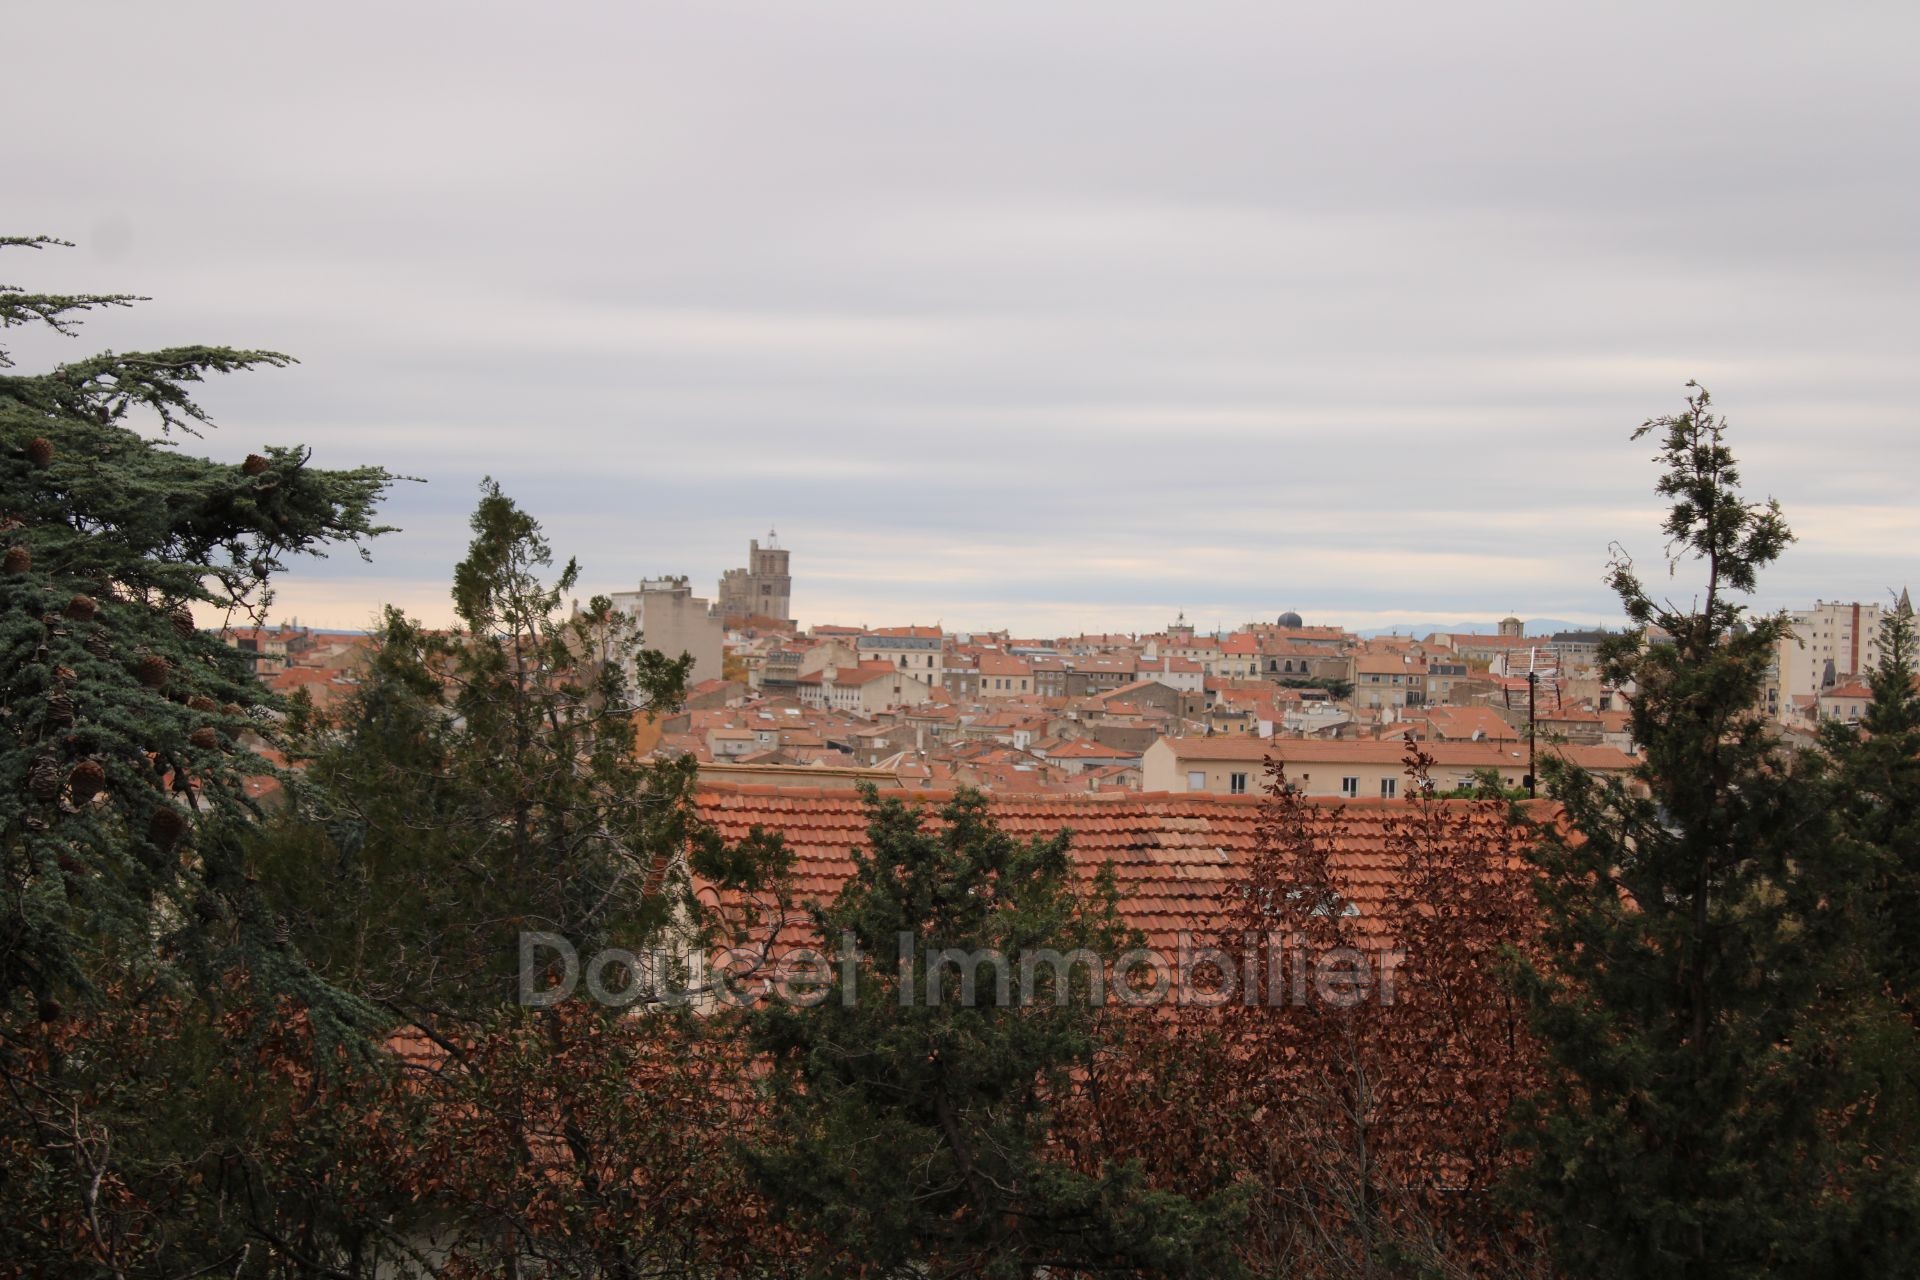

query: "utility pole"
xmin=1526 ymin=667 xmax=1538 ymax=799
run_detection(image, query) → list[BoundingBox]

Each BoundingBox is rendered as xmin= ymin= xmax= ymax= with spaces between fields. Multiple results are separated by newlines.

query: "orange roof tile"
xmin=697 ymin=786 xmax=1543 ymax=955
xmin=978 ymin=651 xmax=1033 ymax=678
xmin=1822 ymin=682 xmax=1874 ymax=700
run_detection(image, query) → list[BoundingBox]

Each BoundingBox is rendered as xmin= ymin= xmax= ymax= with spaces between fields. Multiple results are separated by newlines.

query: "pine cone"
xmin=24 ymin=437 xmax=54 ymax=469
xmin=147 ymin=805 xmax=188 ymax=849
xmin=2 ymin=545 xmax=29 ymax=576
xmin=84 ymin=632 xmax=111 ymax=660
xmin=46 ymin=689 xmax=74 ymax=726
xmin=187 ymin=694 xmax=219 ymax=714
xmin=28 ymin=756 xmax=62 ymax=803
xmin=170 ymin=606 xmax=196 ymax=639
xmin=134 ymin=654 xmax=170 ymax=689
xmin=52 ymin=665 xmax=75 ymax=686
xmin=189 ymin=726 xmax=220 ymax=751
xmin=242 ymin=453 xmax=270 ymax=476
xmin=223 ymin=702 xmax=246 ymax=719
xmin=64 ymin=593 xmax=98 ymax=621
xmin=68 ymin=760 xmax=106 ymax=802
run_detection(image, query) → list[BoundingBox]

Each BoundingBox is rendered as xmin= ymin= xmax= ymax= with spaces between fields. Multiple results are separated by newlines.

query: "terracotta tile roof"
xmin=269 ymin=667 xmax=338 ymax=688
xmin=978 ymin=651 xmax=1033 ymax=677
xmin=696 ymin=786 xmax=1542 ymax=954
xmin=1415 ymin=706 xmax=1520 ymax=742
xmin=1082 ymin=764 xmax=1142 ymax=780
xmin=799 ymin=662 xmax=912 ymax=688
xmin=1046 ymin=738 xmax=1142 ymax=760
xmin=1095 ymin=679 xmax=1172 ymax=701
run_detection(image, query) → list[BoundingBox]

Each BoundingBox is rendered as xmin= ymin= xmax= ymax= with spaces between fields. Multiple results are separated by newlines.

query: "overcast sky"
xmin=10 ymin=2 xmax=1918 ymax=635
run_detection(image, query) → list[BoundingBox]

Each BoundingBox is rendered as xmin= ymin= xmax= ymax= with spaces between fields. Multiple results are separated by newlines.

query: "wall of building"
xmin=609 ymin=576 xmax=725 ymax=685
xmin=1777 ymin=600 xmax=1886 ymax=708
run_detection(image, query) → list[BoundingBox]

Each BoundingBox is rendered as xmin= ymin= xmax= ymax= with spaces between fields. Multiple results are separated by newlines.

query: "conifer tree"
xmin=258 ymin=481 xmax=790 ymax=1026
xmin=748 ymin=787 xmax=1245 ymax=1279
xmin=1 ymin=234 xmax=396 ymax=1275
xmin=1 ymin=234 xmax=394 ymax=1015
xmin=1824 ymin=593 xmax=1920 ymax=1001
xmin=1510 ymin=386 xmax=1920 ymax=1276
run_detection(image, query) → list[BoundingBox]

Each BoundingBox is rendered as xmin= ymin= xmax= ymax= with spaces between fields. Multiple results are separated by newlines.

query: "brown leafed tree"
xmin=1075 ymin=741 xmax=1547 ymax=1279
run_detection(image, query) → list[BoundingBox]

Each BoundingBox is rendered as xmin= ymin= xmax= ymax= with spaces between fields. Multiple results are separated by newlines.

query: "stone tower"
xmin=718 ymin=529 xmax=793 ymax=624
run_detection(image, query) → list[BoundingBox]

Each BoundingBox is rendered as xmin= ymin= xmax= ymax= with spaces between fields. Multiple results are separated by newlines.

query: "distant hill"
xmin=1353 ymin=618 xmax=1619 ymax=639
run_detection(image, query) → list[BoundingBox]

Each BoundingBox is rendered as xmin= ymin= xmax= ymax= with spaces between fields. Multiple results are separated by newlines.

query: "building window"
xmin=1341 ymin=776 xmax=1359 ymax=798
xmin=1380 ymin=778 xmax=1397 ymax=800
xmin=1187 ymin=771 xmax=1206 ymax=791
xmin=1229 ymin=772 xmax=1248 ymax=795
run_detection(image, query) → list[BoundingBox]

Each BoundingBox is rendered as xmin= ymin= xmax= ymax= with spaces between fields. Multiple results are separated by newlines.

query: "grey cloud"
xmin=7 ymin=0 xmax=1917 ymax=632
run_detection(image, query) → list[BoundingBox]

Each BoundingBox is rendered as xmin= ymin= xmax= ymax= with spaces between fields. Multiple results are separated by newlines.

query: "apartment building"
xmin=797 ymin=662 xmax=936 ymax=714
xmin=1776 ymin=599 xmax=1895 ymax=709
xmin=858 ymin=625 xmax=945 ymax=684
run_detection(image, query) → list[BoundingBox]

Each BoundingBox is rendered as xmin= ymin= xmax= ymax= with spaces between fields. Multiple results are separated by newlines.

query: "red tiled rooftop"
xmin=1046 ymin=738 xmax=1142 ymax=760
xmin=978 ymin=651 xmax=1033 ymax=677
xmin=697 ymin=786 xmax=1543 ymax=956
xmin=1822 ymin=682 xmax=1874 ymax=700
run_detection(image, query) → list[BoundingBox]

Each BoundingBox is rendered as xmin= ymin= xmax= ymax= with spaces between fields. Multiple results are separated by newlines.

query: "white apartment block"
xmin=1776 ymin=600 xmax=1889 ymax=709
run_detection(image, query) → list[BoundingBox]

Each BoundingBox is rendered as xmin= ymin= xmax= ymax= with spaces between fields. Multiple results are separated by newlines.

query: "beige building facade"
xmin=1775 ymin=599 xmax=1902 ymax=712
xmin=607 ymin=576 xmax=725 ymax=685
xmin=858 ymin=626 xmax=944 ymax=685
xmin=798 ymin=663 xmax=936 ymax=714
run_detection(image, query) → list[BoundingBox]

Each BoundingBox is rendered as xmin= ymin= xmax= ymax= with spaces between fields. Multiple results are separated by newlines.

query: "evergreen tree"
xmin=748 ymin=786 xmax=1245 ymax=1279
xmin=1 ymin=235 xmax=396 ymax=1275
xmin=1824 ymin=593 xmax=1920 ymax=1001
xmin=1510 ymin=386 xmax=1920 ymax=1276
xmin=0 ymin=234 xmax=395 ymax=1014
xmin=258 ymin=480 xmax=789 ymax=1026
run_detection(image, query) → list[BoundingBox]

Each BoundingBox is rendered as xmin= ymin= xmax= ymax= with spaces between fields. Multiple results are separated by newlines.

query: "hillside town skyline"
xmin=11 ymin=1 xmax=1920 ymax=1269
xmin=229 ymin=527 xmax=1913 ymax=802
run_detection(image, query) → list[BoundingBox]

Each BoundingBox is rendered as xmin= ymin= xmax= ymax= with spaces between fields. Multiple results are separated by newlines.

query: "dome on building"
xmin=1278 ymin=610 xmax=1303 ymax=629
